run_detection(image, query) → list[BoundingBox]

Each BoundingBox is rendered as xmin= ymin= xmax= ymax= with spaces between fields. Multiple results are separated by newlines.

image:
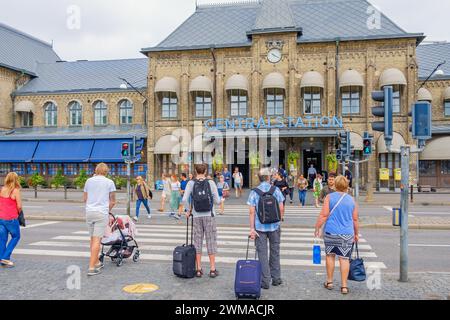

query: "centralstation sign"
xmin=204 ymin=116 xmax=344 ymax=131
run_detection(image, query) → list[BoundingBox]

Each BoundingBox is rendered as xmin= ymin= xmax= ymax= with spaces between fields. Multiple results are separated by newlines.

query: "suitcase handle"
xmin=185 ymin=215 xmax=194 ymax=246
xmin=246 ymin=236 xmax=258 ymax=261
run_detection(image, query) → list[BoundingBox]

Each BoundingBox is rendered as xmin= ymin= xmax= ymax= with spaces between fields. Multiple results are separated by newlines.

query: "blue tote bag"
xmin=348 ymin=242 xmax=366 ymax=282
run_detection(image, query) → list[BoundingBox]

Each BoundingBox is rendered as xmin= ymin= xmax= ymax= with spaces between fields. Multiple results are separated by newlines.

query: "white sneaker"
xmin=147 ymin=215 xmax=152 ymax=219
xmin=133 ymin=216 xmax=138 ymax=222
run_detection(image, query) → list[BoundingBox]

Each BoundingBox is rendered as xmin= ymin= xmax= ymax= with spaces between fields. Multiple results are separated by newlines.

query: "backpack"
xmin=192 ymin=179 xmax=213 ymax=214
xmin=253 ymin=186 xmax=281 ymax=224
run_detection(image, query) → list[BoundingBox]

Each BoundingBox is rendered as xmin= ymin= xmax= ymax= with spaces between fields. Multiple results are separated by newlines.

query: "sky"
xmin=0 ymin=0 xmax=449 ymax=61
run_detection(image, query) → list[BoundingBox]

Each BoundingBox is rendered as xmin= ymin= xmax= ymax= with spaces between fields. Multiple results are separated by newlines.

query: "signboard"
xmin=394 ymin=168 xmax=402 ymax=181
xmin=205 ymin=116 xmax=344 ymax=131
xmin=379 ymin=168 xmax=390 ymax=181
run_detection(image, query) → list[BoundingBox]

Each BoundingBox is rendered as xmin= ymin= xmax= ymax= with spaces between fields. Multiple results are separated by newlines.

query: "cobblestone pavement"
xmin=1 ymin=257 xmax=449 ymax=300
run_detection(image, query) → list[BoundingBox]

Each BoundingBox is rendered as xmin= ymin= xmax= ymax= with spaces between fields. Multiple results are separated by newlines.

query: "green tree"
xmin=74 ymin=170 xmax=89 ymax=189
xmin=29 ymin=173 xmax=46 ymax=188
xmin=51 ymin=169 xmax=67 ymax=189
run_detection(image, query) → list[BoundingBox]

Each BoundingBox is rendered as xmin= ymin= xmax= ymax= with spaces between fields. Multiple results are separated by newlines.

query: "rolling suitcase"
xmin=234 ymin=237 xmax=262 ymax=300
xmin=173 ymin=216 xmax=196 ymax=278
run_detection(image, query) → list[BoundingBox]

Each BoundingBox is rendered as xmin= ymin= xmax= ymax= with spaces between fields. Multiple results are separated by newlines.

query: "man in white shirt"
xmin=83 ymin=163 xmax=116 ymax=276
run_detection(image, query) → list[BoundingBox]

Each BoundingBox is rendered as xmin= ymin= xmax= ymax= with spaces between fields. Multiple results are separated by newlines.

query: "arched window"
xmin=266 ymin=88 xmax=284 ymax=116
xmin=230 ymin=89 xmax=248 ymax=117
xmin=302 ymin=87 xmax=321 ymax=115
xmin=44 ymin=102 xmax=57 ymax=127
xmin=69 ymin=101 xmax=82 ymax=126
xmin=341 ymin=86 xmax=361 ymax=115
xmin=93 ymin=100 xmax=107 ymax=126
xmin=194 ymin=92 xmax=212 ymax=118
xmin=119 ymin=99 xmax=133 ymax=124
xmin=161 ymin=93 xmax=178 ymax=119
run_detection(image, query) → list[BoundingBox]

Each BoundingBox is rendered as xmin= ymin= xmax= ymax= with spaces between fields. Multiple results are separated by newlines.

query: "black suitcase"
xmin=173 ymin=216 xmax=196 ymax=278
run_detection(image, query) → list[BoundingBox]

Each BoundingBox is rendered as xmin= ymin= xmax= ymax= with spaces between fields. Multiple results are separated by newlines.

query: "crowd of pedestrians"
xmin=0 ymin=162 xmax=359 ymax=296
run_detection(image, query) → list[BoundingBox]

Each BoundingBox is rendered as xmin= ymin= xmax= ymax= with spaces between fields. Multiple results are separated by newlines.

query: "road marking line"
xmin=29 ymin=241 xmax=378 ymax=258
xmin=408 ymin=244 xmax=450 ymax=248
xmin=23 ymin=221 xmax=61 ymax=229
xmin=13 ymin=249 xmax=385 ymax=268
xmin=52 ymin=236 xmax=373 ymax=250
xmin=137 ymin=225 xmax=316 ymax=232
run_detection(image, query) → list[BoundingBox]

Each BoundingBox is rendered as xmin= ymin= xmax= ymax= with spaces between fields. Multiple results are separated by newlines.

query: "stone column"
xmin=250 ymin=37 xmax=262 ymax=188
xmin=288 ymin=35 xmax=297 ymax=118
xmin=326 ymin=49 xmax=336 ymax=117
xmin=407 ymin=42 xmax=419 ymax=184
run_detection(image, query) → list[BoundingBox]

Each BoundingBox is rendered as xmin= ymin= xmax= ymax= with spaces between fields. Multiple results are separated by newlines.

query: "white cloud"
xmin=0 ymin=0 xmax=449 ymax=61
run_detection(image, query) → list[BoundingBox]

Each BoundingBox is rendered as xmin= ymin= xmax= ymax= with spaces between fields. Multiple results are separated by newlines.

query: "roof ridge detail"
xmin=197 ymin=0 xmax=260 ymax=9
xmin=251 ymin=0 xmax=297 ymax=32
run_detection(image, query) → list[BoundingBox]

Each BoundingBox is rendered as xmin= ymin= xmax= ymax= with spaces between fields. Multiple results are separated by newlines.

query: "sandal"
xmin=341 ymin=287 xmax=350 ymax=295
xmin=324 ymin=282 xmax=334 ymax=290
xmin=195 ymin=269 xmax=203 ymax=278
xmin=209 ymin=270 xmax=219 ymax=278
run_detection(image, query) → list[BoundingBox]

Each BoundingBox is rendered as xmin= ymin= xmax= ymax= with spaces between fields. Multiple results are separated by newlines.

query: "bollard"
xmin=410 ymin=185 xmax=414 ymax=203
xmin=64 ymin=185 xmax=68 ymax=200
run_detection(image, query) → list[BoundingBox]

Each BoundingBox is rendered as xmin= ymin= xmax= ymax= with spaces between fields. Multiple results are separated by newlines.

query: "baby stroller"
xmin=99 ymin=213 xmax=140 ymax=267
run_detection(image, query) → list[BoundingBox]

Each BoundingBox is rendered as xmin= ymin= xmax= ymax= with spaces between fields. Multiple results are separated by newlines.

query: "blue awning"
xmin=33 ymin=140 xmax=94 ymax=163
xmin=90 ymin=139 xmax=142 ymax=163
xmin=0 ymin=141 xmax=38 ymax=163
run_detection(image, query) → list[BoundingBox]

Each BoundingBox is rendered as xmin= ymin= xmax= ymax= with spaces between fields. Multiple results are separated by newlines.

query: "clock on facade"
xmin=267 ymin=48 xmax=282 ymax=64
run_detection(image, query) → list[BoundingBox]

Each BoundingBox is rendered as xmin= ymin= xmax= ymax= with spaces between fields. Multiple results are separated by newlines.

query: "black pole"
xmin=418 ymin=61 xmax=446 ymax=91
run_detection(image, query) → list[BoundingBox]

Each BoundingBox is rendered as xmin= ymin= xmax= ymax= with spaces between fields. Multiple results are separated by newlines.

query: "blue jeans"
xmin=136 ymin=199 xmax=151 ymax=218
xmin=0 ymin=219 xmax=21 ymax=261
xmin=298 ymin=190 xmax=307 ymax=207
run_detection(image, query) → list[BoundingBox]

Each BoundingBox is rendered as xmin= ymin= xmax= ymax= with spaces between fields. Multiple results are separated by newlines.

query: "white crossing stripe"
xmin=22 ymin=221 xmax=61 ymax=229
xmin=13 ymin=249 xmax=385 ymax=269
xmin=18 ymin=223 xmax=386 ymax=269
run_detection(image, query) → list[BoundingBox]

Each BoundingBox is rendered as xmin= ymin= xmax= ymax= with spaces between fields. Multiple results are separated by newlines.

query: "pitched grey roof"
xmin=15 ymin=58 xmax=148 ymax=95
xmin=142 ymin=0 xmax=423 ymax=52
xmin=251 ymin=0 xmax=299 ymax=34
xmin=0 ymin=126 xmax=148 ymax=141
xmin=417 ymin=43 xmax=450 ymax=80
xmin=0 ymin=22 xmax=60 ymax=76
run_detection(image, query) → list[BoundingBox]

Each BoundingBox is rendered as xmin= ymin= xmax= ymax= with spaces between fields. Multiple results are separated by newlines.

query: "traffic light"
xmin=336 ymin=150 xmax=343 ymax=161
xmin=363 ymin=137 xmax=373 ymax=156
xmin=362 ymin=131 xmax=374 ymax=156
xmin=410 ymin=102 xmax=432 ymax=141
xmin=121 ymin=142 xmax=131 ymax=158
xmin=372 ymin=85 xmax=394 ymax=149
xmin=338 ymin=131 xmax=351 ymax=158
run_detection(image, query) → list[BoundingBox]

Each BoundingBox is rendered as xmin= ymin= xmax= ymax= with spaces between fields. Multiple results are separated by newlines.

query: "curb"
xmin=359 ymin=223 xmax=450 ymax=230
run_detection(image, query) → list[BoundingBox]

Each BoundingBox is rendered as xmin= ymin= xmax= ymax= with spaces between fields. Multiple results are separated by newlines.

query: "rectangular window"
xmin=445 ymin=101 xmax=450 ymax=116
xmin=441 ymin=160 xmax=450 ymax=175
xmin=48 ymin=164 xmax=62 ymax=176
xmin=108 ymin=164 xmax=117 ymax=176
xmin=419 ymin=161 xmax=437 ymax=176
xmin=22 ymin=112 xmax=33 ymax=127
xmin=26 ymin=164 xmax=40 ymax=175
xmin=195 ymin=92 xmax=213 ymax=118
xmin=64 ymin=164 xmax=78 ymax=176
xmin=79 ymin=164 xmax=93 ymax=175
xmin=117 ymin=164 xmax=128 ymax=176
xmin=134 ymin=164 xmax=148 ymax=176
xmin=230 ymin=90 xmax=248 ymax=117
xmin=161 ymin=93 xmax=178 ymax=119
xmin=303 ymin=88 xmax=321 ymax=115
xmin=0 ymin=164 xmax=10 ymax=175
xmin=342 ymin=87 xmax=361 ymax=115
xmin=266 ymin=88 xmax=284 ymax=116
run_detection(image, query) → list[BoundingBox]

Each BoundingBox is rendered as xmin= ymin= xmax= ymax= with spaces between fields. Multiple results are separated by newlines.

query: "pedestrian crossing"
xmin=214 ymin=205 xmax=320 ymax=218
xmin=16 ymin=223 xmax=387 ymax=269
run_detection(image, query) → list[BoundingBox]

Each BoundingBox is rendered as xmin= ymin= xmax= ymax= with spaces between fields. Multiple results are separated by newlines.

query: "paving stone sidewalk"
xmin=1 ymin=258 xmax=449 ymax=300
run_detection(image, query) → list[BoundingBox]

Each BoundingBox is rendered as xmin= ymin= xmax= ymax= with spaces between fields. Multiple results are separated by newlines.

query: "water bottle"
xmin=313 ymin=239 xmax=321 ymax=265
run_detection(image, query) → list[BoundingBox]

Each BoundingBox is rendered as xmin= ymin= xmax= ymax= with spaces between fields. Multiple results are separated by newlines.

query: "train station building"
xmin=1 ymin=0 xmax=450 ymax=190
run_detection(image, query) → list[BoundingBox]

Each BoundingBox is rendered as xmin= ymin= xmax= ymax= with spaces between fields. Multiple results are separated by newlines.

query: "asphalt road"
xmin=1 ymin=220 xmax=449 ymax=300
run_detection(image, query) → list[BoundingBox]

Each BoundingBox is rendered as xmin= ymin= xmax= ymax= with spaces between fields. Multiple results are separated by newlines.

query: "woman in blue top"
xmin=314 ymin=175 xmax=359 ymax=295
